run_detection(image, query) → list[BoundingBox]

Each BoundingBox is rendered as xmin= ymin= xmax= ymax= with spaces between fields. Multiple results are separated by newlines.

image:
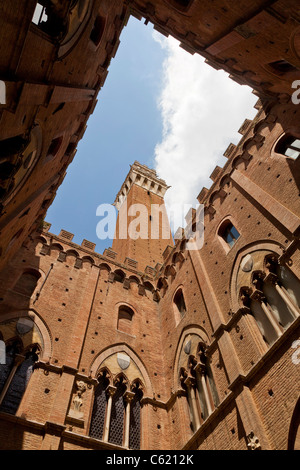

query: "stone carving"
xmin=68 ymin=381 xmax=87 ymax=420
xmin=247 ymin=431 xmax=261 ymax=450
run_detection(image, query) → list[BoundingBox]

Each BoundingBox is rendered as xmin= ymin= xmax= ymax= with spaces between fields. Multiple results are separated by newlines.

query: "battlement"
xmin=38 ymin=222 xmax=159 ymax=281
xmin=113 ymin=161 xmax=170 ymax=210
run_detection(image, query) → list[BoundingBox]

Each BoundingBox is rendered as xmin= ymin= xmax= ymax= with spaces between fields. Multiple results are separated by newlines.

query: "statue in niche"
xmin=68 ymin=381 xmax=86 ymax=420
xmin=247 ymin=431 xmax=261 ymax=450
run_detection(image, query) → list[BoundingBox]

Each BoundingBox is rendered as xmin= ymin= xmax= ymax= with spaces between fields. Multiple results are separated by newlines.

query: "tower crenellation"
xmin=114 ymin=161 xmax=170 ymax=211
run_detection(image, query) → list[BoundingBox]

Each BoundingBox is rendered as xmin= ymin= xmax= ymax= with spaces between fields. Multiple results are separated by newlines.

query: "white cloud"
xmin=152 ymin=32 xmax=258 ymax=230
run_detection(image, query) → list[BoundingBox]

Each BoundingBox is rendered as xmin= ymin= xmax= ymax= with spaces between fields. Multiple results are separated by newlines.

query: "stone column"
xmin=123 ymin=390 xmax=135 ymax=448
xmin=184 ymin=377 xmax=200 ymax=432
xmin=274 ymin=283 xmax=300 ymax=318
xmin=194 ymin=363 xmax=213 ymax=417
xmin=103 ymin=385 xmax=116 ymax=443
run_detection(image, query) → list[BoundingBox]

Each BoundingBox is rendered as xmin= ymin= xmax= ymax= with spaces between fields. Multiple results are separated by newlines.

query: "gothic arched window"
xmin=275 ymin=135 xmax=300 ymax=160
xmin=180 ymin=346 xmax=219 ymax=433
xmin=0 ymin=343 xmax=39 ymax=415
xmin=240 ymin=257 xmax=300 ymax=347
xmin=89 ymin=370 xmax=143 ymax=449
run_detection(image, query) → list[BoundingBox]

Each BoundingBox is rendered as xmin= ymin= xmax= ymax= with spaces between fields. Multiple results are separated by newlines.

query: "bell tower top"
xmin=113 ymin=161 xmax=170 ymax=211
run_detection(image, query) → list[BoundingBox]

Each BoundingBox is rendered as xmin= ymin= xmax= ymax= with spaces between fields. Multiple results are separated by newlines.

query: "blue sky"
xmin=45 ymin=16 xmax=258 ymax=255
xmin=46 ymin=17 xmax=165 ymax=253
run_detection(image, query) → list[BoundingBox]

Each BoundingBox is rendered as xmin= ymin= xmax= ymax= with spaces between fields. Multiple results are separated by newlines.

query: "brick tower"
xmin=112 ymin=161 xmax=174 ymax=272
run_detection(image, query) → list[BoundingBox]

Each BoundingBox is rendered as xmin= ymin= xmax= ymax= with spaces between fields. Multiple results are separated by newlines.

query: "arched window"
xmin=117 ymin=306 xmax=134 ymax=335
xmin=114 ymin=270 xmax=125 ymax=283
xmin=180 ymin=346 xmax=219 ymax=433
xmin=174 ymin=288 xmax=186 ymax=322
xmin=0 ymin=343 xmax=39 ymax=415
xmin=89 ymin=371 xmax=143 ymax=449
xmin=90 ymin=15 xmax=106 ymax=48
xmin=240 ymin=258 xmax=300 ymax=347
xmin=167 ymin=0 xmax=193 ymax=12
xmin=32 ymin=1 xmax=67 ymax=39
xmin=13 ymin=270 xmax=41 ymax=297
xmin=218 ymin=220 xmax=240 ymax=249
xmin=275 ymin=135 xmax=300 ymax=160
xmin=45 ymin=136 xmax=63 ymax=162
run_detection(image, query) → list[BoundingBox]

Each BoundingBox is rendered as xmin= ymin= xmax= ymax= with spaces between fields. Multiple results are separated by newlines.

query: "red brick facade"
xmin=0 ymin=0 xmax=300 ymax=451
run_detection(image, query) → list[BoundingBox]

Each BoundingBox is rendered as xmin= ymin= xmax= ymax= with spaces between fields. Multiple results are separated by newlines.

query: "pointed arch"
xmin=173 ymin=326 xmax=210 ymax=389
xmin=230 ymin=241 xmax=284 ymax=312
xmin=90 ymin=344 xmax=153 ymax=397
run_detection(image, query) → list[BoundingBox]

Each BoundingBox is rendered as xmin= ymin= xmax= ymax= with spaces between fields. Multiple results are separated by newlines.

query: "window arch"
xmin=117 ymin=306 xmax=134 ymax=335
xmin=90 ymin=14 xmax=106 ymax=48
xmin=13 ymin=270 xmax=41 ymax=297
xmin=89 ymin=370 xmax=143 ymax=449
xmin=173 ymin=288 xmax=187 ymax=324
xmin=218 ymin=219 xmax=240 ymax=250
xmin=166 ymin=0 xmax=194 ymax=12
xmin=114 ymin=269 xmax=126 ymax=283
xmin=275 ymin=134 xmax=300 ymax=160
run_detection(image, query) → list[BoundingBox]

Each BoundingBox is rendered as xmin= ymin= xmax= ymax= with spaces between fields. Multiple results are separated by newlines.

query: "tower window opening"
xmin=276 ymin=135 xmax=300 ymax=160
xmin=219 ymin=221 xmax=240 ymax=249
xmin=174 ymin=289 xmax=186 ymax=319
xmin=168 ymin=0 xmax=193 ymax=11
xmin=117 ymin=306 xmax=134 ymax=334
xmin=90 ymin=15 xmax=105 ymax=47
